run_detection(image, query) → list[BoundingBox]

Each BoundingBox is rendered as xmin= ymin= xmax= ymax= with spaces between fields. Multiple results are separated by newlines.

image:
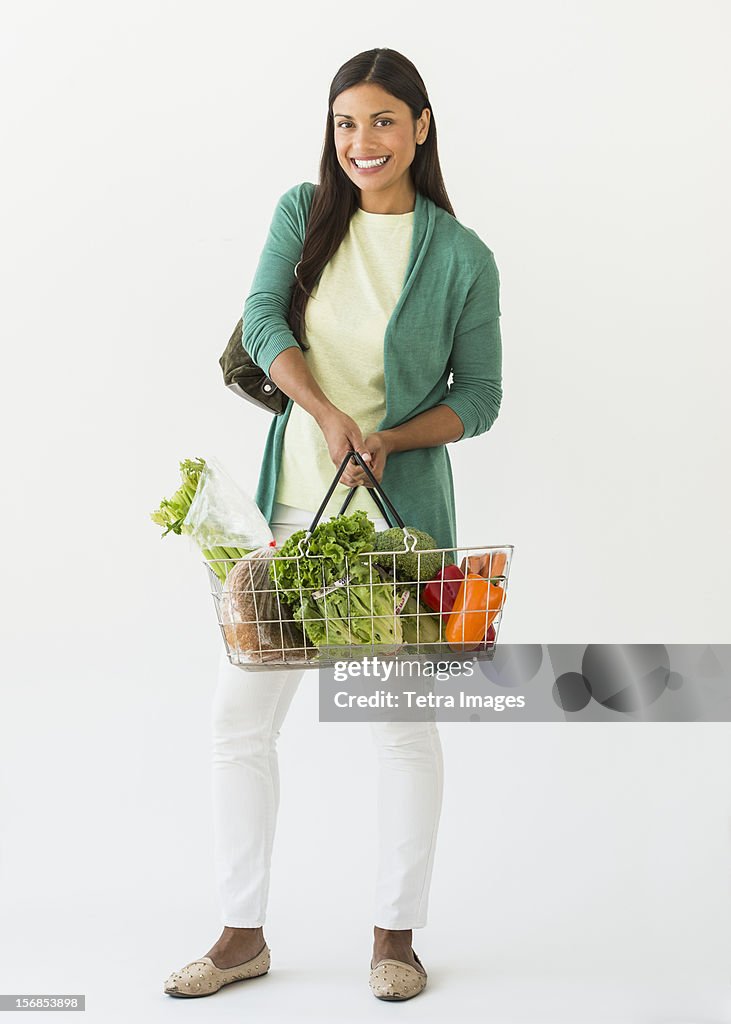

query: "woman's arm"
xmin=242 ymin=184 xmax=374 ymax=483
xmin=242 ymin=184 xmax=311 ymax=378
xmin=385 ymin=255 xmax=503 ymax=452
xmin=437 ymin=256 xmax=502 ymax=439
xmin=268 ymin=346 xmax=335 ymax=426
xmin=345 ymin=407 xmax=462 ymax=487
xmin=382 ymin=405 xmax=464 ymax=451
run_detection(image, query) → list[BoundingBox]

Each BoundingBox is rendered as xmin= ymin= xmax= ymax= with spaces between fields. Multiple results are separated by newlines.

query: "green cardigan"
xmin=243 ymin=181 xmax=502 ymax=550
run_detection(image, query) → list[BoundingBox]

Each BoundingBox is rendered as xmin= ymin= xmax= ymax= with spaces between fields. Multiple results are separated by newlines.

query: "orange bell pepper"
xmin=445 ymin=571 xmax=506 ymax=651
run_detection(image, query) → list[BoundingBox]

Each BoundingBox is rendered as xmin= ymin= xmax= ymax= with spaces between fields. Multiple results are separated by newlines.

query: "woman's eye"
xmin=336 ymin=119 xmax=392 ymax=128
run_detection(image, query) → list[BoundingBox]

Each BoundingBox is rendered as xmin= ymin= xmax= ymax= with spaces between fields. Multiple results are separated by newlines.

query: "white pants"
xmin=211 ymin=502 xmax=444 ymax=930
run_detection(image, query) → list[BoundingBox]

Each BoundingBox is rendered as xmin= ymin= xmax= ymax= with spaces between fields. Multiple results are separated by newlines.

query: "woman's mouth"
xmin=350 ymin=155 xmax=391 ymax=174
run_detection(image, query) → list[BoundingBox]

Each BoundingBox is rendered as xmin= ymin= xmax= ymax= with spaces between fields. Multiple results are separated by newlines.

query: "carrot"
xmin=460 ymin=550 xmax=507 ymax=581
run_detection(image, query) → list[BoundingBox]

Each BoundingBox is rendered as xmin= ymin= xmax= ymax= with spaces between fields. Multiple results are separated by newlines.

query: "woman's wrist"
xmin=377 ymin=429 xmax=395 ymax=455
xmin=314 ymin=399 xmax=340 ymax=428
xmin=268 ymin=348 xmax=337 ymax=426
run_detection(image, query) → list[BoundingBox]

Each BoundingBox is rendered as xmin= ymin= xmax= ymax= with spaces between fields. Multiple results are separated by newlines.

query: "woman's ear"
xmin=417 ymin=107 xmax=431 ymax=143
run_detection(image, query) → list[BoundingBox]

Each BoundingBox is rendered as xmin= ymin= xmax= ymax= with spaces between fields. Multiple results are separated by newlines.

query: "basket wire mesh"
xmin=206 ymin=541 xmax=513 ymax=671
xmin=206 ymin=448 xmax=513 ymax=670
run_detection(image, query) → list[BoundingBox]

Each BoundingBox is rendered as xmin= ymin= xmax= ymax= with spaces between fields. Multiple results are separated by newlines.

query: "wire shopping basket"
xmin=204 ymin=450 xmax=514 ymax=671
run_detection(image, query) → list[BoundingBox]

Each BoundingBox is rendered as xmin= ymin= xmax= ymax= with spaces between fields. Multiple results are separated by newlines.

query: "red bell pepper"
xmin=475 ymin=623 xmax=497 ymax=650
xmin=421 ymin=563 xmax=466 ymax=622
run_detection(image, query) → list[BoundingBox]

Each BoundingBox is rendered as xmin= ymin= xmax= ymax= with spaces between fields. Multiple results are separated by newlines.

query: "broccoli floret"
xmin=372 ymin=527 xmax=453 ymax=584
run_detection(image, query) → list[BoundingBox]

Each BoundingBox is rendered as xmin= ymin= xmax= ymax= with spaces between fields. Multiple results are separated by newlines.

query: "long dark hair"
xmin=288 ymin=48 xmax=456 ymax=346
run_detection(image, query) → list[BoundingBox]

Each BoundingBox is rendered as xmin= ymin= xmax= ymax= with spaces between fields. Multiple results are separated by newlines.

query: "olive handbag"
xmin=219 ymin=314 xmax=296 ymax=415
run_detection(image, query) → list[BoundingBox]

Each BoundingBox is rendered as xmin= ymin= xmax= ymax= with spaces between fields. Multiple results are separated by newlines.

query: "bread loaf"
xmin=220 ymin=549 xmax=311 ymax=663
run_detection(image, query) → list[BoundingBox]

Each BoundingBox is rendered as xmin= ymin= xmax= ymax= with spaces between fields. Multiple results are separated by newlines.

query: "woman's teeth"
xmin=351 ymin=156 xmax=390 ymax=169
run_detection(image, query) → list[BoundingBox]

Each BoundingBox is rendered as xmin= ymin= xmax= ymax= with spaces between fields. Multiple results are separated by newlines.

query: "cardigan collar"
xmin=372 ymin=188 xmax=435 ymax=338
xmin=395 ymin=189 xmax=435 ymax=321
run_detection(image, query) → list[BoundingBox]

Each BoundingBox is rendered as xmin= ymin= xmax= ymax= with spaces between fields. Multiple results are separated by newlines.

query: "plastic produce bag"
xmin=182 ymin=456 xmax=274 ymax=553
xmin=220 ymin=548 xmax=314 ymax=665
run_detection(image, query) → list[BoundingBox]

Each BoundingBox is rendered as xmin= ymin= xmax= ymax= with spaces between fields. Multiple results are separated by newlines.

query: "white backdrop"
xmin=1 ymin=1 xmax=730 ymax=1021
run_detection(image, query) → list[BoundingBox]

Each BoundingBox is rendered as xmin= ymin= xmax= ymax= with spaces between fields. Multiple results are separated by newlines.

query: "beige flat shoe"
xmin=164 ymin=943 xmax=270 ymax=997
xmin=369 ymin=950 xmax=427 ymax=1001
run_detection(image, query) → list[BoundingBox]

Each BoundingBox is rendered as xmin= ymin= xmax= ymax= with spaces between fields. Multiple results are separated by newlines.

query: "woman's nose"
xmin=353 ymin=133 xmax=377 ymax=150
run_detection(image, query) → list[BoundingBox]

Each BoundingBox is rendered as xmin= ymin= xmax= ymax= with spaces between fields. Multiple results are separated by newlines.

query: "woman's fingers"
xmin=339 ymin=448 xmax=373 ymax=487
xmin=341 ymin=461 xmax=382 ymax=487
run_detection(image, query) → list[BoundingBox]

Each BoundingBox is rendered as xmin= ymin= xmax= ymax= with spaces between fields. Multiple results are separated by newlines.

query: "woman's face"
xmin=332 ymin=82 xmax=429 ymax=203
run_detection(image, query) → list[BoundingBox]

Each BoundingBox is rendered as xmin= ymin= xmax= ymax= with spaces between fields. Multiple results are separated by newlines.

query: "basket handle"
xmin=307 ymin=449 xmax=406 ymax=534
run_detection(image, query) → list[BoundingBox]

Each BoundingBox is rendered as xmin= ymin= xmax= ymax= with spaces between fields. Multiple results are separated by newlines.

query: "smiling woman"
xmin=333 ymin=84 xmax=430 ymax=210
xmin=241 ymin=49 xmax=502 ymax=537
xmin=166 ymin=46 xmax=503 ymax=1008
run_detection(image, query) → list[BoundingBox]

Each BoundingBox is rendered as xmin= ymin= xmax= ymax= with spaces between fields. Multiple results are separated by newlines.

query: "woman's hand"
xmin=344 ymin=431 xmax=391 ymax=487
xmin=318 ymin=409 xmax=373 ymax=487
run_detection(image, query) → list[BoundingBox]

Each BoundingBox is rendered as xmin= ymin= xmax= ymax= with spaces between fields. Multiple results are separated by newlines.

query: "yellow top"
xmin=274 ymin=206 xmax=414 ymax=519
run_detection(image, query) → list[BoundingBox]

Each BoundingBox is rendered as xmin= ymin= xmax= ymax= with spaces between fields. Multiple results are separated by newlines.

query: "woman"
xmin=164 ymin=46 xmax=502 ymax=1003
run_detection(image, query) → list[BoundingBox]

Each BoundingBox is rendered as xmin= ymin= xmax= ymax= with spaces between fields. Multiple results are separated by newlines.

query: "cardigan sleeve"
xmin=438 ymin=253 xmax=502 ymax=440
xmin=242 ymin=184 xmax=306 ymax=378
